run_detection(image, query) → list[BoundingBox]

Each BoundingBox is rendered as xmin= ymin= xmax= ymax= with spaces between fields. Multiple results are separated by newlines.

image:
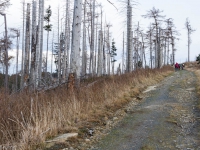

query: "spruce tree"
xmin=44 ymin=5 xmax=52 ymax=78
xmin=111 ymin=39 xmax=117 ymax=74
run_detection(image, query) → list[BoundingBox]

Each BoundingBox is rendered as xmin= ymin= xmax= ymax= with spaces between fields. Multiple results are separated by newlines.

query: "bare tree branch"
xmin=0 ymin=0 xmax=10 ymax=13
xmin=107 ymin=0 xmax=118 ymax=11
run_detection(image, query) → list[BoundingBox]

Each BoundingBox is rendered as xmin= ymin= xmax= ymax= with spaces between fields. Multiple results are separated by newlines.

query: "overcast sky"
xmin=1 ymin=0 xmax=200 ymax=73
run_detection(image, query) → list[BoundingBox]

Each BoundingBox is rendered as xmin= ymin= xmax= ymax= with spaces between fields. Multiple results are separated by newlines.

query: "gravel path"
xmin=91 ymin=70 xmax=200 ymax=150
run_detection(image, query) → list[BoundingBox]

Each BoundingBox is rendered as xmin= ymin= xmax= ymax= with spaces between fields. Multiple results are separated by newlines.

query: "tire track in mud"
xmin=91 ymin=70 xmax=200 ymax=150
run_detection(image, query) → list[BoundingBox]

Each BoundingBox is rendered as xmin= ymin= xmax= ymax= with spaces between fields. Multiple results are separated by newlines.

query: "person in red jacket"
xmin=175 ymin=62 xmax=180 ymax=71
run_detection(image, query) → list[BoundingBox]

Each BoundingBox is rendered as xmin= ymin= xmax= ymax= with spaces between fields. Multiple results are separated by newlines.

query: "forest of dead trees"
xmin=0 ymin=0 xmax=195 ymax=93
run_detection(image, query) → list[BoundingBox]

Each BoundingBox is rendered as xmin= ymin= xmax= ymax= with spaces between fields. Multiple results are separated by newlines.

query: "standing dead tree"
xmin=69 ymin=0 xmax=82 ymax=88
xmin=164 ymin=18 xmax=179 ymax=65
xmin=126 ymin=0 xmax=133 ymax=72
xmin=20 ymin=0 xmax=25 ymax=89
xmin=63 ymin=0 xmax=71 ymax=81
xmin=88 ymin=0 xmax=95 ymax=76
xmin=105 ymin=24 xmax=111 ymax=75
xmin=10 ymin=28 xmax=20 ymax=91
xmin=0 ymin=12 xmax=9 ymax=93
xmin=24 ymin=3 xmax=31 ymax=87
xmin=0 ymin=0 xmax=10 ymax=93
xmin=30 ymin=0 xmax=37 ymax=89
xmin=142 ymin=7 xmax=165 ymax=68
xmin=145 ymin=24 xmax=154 ymax=68
xmin=81 ymin=0 xmax=87 ymax=77
xmin=185 ymin=18 xmax=195 ymax=62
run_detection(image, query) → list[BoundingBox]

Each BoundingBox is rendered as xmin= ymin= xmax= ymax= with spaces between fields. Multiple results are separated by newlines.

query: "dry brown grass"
xmin=0 ymin=66 xmax=173 ymax=149
xmin=184 ymin=61 xmax=200 ymax=92
xmin=195 ymin=70 xmax=200 ymax=95
xmin=185 ymin=61 xmax=200 ymax=108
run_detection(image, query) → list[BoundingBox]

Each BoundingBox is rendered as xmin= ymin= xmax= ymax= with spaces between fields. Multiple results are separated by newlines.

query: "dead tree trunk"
xmin=81 ymin=0 xmax=87 ymax=77
xmin=149 ymin=25 xmax=153 ymax=69
xmin=97 ymin=30 xmax=103 ymax=77
xmin=57 ymin=7 xmax=61 ymax=83
xmin=91 ymin=0 xmax=96 ymax=76
xmin=24 ymin=3 xmax=31 ymax=86
xmin=30 ymin=0 xmax=37 ymax=89
xmin=106 ymin=24 xmax=111 ymax=75
xmin=16 ymin=30 xmax=20 ymax=91
xmin=102 ymin=23 xmax=106 ymax=75
xmin=66 ymin=2 xmax=71 ymax=79
xmin=20 ymin=0 xmax=25 ymax=89
xmin=51 ymin=32 xmax=54 ymax=75
xmin=171 ymin=36 xmax=175 ymax=65
xmin=70 ymin=0 xmax=82 ymax=87
xmin=0 ymin=13 xmax=8 ymax=93
xmin=157 ymin=27 xmax=161 ymax=68
xmin=38 ymin=0 xmax=44 ymax=84
xmin=94 ymin=17 xmax=98 ymax=75
xmin=63 ymin=0 xmax=70 ymax=81
xmin=126 ymin=2 xmax=133 ymax=72
xmin=185 ymin=18 xmax=195 ymax=62
xmin=122 ymin=32 xmax=125 ymax=73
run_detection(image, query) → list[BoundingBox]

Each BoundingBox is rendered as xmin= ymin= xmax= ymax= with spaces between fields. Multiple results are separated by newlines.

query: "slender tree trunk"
xmin=122 ymin=32 xmax=124 ymax=73
xmin=91 ymin=0 xmax=95 ymax=75
xmin=172 ymin=37 xmax=175 ymax=65
xmin=20 ymin=0 xmax=25 ymax=89
xmin=66 ymin=0 xmax=71 ymax=79
xmin=157 ymin=27 xmax=161 ymax=68
xmin=141 ymin=35 xmax=146 ymax=68
xmin=51 ymin=32 xmax=54 ymax=75
xmin=127 ymin=3 xmax=133 ymax=72
xmin=24 ymin=3 xmax=31 ymax=86
xmin=94 ymin=17 xmax=98 ymax=75
xmin=70 ymin=0 xmax=82 ymax=86
xmin=30 ymin=0 xmax=37 ymax=89
xmin=45 ymin=29 xmax=49 ymax=80
xmin=164 ymin=37 xmax=166 ymax=65
xmin=63 ymin=0 xmax=70 ymax=81
xmin=57 ymin=7 xmax=61 ymax=83
xmin=167 ymin=37 xmax=170 ymax=65
xmin=150 ymin=27 xmax=152 ymax=69
xmin=112 ymin=61 xmax=115 ymax=75
xmin=97 ymin=30 xmax=103 ymax=77
xmin=154 ymin=40 xmax=157 ymax=68
xmin=16 ymin=31 xmax=19 ymax=91
xmin=81 ymin=0 xmax=87 ymax=77
xmin=36 ymin=0 xmax=41 ymax=87
xmin=106 ymin=26 xmax=111 ymax=75
xmin=2 ymin=14 xmax=8 ymax=93
xmin=102 ymin=24 xmax=106 ymax=75
xmin=188 ymin=29 xmax=190 ymax=62
xmin=38 ymin=0 xmax=44 ymax=83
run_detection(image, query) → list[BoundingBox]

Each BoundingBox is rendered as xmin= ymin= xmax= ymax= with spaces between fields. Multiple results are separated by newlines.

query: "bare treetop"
xmin=0 ymin=0 xmax=10 ymax=14
xmin=142 ymin=7 xmax=165 ymax=24
xmin=185 ymin=18 xmax=196 ymax=34
xmin=185 ymin=18 xmax=195 ymax=62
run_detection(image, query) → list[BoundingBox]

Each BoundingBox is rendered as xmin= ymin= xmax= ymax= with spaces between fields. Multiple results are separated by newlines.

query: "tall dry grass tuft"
xmin=184 ymin=61 xmax=200 ymax=108
xmin=0 ymin=66 xmax=173 ymax=149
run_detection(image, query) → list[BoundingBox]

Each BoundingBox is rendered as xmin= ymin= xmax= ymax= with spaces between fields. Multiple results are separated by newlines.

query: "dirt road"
xmin=91 ymin=70 xmax=200 ymax=150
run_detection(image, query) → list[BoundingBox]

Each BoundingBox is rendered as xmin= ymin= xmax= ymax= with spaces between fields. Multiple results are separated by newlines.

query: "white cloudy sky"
xmin=1 ymin=0 xmax=200 ymax=73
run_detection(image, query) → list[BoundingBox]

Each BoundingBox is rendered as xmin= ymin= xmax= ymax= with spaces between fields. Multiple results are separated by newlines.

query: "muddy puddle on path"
xmin=91 ymin=70 xmax=200 ymax=150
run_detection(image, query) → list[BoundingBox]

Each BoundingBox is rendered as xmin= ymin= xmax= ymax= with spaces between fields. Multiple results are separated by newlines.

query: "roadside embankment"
xmin=0 ymin=66 xmax=173 ymax=150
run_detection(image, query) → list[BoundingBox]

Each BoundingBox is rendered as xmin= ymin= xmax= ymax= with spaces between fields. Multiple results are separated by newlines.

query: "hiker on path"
xmin=181 ymin=63 xmax=185 ymax=70
xmin=175 ymin=62 xmax=180 ymax=71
